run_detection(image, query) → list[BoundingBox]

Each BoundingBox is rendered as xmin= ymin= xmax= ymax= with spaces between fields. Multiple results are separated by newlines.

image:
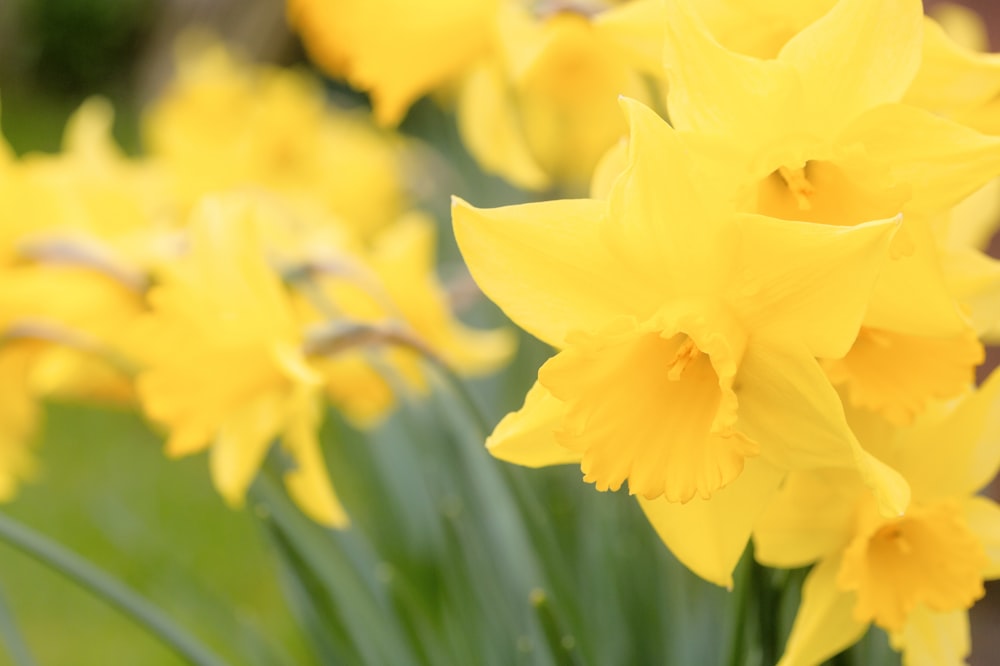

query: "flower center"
xmin=777 ymin=165 xmax=815 ymax=211
xmin=837 ymin=500 xmax=989 ymax=634
xmin=539 ymin=314 xmax=756 ymax=503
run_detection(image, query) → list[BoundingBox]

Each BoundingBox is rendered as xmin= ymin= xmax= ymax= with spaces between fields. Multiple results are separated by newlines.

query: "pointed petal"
xmin=457 ymin=63 xmax=551 ymax=191
xmin=961 ymin=496 xmax=1000 ymax=580
xmin=487 ymin=380 xmax=580 ymax=468
xmin=942 ymin=247 xmax=1000 ymax=341
xmin=638 ymin=457 xmax=784 ymax=588
xmin=777 ymin=555 xmax=868 ymax=666
xmin=897 ymin=366 xmax=1000 ymax=500
xmin=842 ymin=104 xmax=1000 ymax=215
xmin=754 ymin=469 xmax=861 ymax=568
xmin=452 ymin=197 xmax=651 ymax=346
xmin=210 ymin=393 xmax=284 ymax=507
xmin=904 ymin=17 xmax=1000 ymax=119
xmin=735 ymin=340 xmax=910 ymax=516
xmin=893 ymin=606 xmax=970 ymax=666
xmin=729 ymin=214 xmax=899 ymax=359
xmin=662 ymin=0 xmax=802 ymax=145
xmin=282 ymin=394 xmax=350 ymax=528
xmin=778 ymin=0 xmax=923 ymax=135
xmin=610 ymin=99 xmax=734 ymax=296
xmin=863 ymin=213 xmax=968 ymax=337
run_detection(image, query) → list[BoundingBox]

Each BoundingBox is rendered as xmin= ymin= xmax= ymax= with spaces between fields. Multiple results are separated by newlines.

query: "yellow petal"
xmin=456 ymin=63 xmax=550 ymax=191
xmin=589 ymin=138 xmax=627 ymax=200
xmin=946 ymin=178 xmax=1000 ymax=252
xmin=282 ymin=394 xmax=349 ymax=528
xmin=210 ymin=392 xmax=285 ymax=508
xmin=942 ymin=247 xmax=1000 ymax=341
xmin=893 ymin=606 xmax=970 ymax=666
xmin=593 ymin=0 xmax=666 ymax=77
xmin=777 ymin=0 xmax=923 ymax=135
xmin=961 ymin=496 xmax=1000 ymax=580
xmin=735 ymin=340 xmax=910 ymax=516
xmin=777 ymin=555 xmax=868 ymax=666
xmin=841 ymin=103 xmax=1000 ymax=215
xmin=754 ymin=469 xmax=862 ymax=568
xmin=486 ymin=381 xmax=579 ymax=468
xmin=662 ymin=0 xmax=802 ymax=146
xmin=896 ymin=366 xmax=1000 ymax=499
xmin=638 ymin=457 xmax=784 ymax=588
xmin=610 ymin=99 xmax=734 ymax=296
xmin=728 ymin=213 xmax=899 ymax=359
xmin=824 ymin=327 xmax=982 ymax=426
xmin=904 ymin=17 xmax=1000 ymax=121
xmin=287 ymin=0 xmax=496 ymax=126
xmin=451 ymin=197 xmax=653 ymax=347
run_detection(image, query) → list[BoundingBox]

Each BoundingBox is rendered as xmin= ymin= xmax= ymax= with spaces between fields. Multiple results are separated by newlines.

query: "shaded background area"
xmin=0 ymin=0 xmax=997 ymax=664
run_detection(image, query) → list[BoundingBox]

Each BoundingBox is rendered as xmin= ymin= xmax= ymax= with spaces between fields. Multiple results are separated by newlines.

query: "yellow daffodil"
xmin=663 ymin=0 xmax=1000 ymax=423
xmin=458 ymin=0 xmax=663 ymax=191
xmin=755 ymin=371 xmax=1000 ymax=666
xmin=453 ymin=98 xmax=908 ymax=586
xmin=143 ymin=38 xmax=412 ymax=237
xmin=133 ymin=195 xmax=347 ymax=527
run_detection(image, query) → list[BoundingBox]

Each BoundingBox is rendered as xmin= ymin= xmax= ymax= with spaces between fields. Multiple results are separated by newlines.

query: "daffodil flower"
xmin=453 ymin=98 xmax=908 ymax=586
xmin=755 ymin=370 xmax=1000 ymax=666
xmin=134 ymin=196 xmax=348 ymax=527
xmin=663 ymin=0 xmax=1000 ymax=423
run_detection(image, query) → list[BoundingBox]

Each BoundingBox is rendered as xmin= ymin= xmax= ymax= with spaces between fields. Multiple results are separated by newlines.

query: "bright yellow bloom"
xmin=144 ymin=38 xmax=411 ymax=237
xmin=133 ymin=195 xmax=347 ymax=527
xmin=663 ymin=0 xmax=1000 ymax=423
xmin=453 ymin=98 xmax=908 ymax=586
xmin=755 ymin=371 xmax=1000 ymax=666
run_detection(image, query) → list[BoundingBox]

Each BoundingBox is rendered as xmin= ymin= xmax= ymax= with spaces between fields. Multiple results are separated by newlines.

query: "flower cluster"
xmin=0 ymin=40 xmax=513 ymax=526
xmin=434 ymin=0 xmax=1000 ymax=663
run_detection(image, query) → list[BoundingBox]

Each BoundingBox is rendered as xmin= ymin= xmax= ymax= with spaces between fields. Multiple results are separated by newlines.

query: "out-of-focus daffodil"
xmin=453 ymin=98 xmax=908 ymax=586
xmin=755 ymin=371 xmax=1000 ymax=666
xmin=132 ymin=196 xmax=348 ymax=527
xmin=144 ymin=38 xmax=412 ymax=238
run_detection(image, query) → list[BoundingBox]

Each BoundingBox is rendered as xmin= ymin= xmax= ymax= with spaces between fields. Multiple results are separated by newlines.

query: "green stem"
xmin=0 ymin=582 xmax=35 ymax=666
xmin=726 ymin=554 xmax=754 ymax=666
xmin=0 ymin=513 xmax=228 ymax=666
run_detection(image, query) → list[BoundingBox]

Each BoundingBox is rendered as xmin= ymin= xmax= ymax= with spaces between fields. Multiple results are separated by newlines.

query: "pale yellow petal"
xmin=735 ymin=340 xmax=910 ymax=517
xmin=894 ymin=606 xmax=970 ymax=666
xmin=282 ymin=397 xmax=349 ymax=528
xmin=896 ymin=366 xmax=1000 ymax=500
xmin=456 ymin=63 xmax=550 ymax=191
xmin=729 ymin=214 xmax=899 ymax=359
xmin=754 ymin=469 xmax=861 ymax=568
xmin=638 ymin=457 xmax=784 ymax=588
xmin=778 ymin=0 xmax=923 ymax=135
xmin=593 ymin=0 xmax=666 ymax=77
xmin=961 ymin=496 xmax=1000 ymax=580
xmin=210 ymin=392 xmax=285 ymax=507
xmin=841 ymin=104 xmax=1000 ymax=215
xmin=662 ymin=0 xmax=802 ymax=145
xmin=777 ymin=555 xmax=868 ymax=666
xmin=452 ymin=197 xmax=653 ymax=347
xmin=486 ymin=380 xmax=579 ymax=468
xmin=905 ymin=17 xmax=1000 ymax=120
xmin=942 ymin=247 xmax=1000 ymax=341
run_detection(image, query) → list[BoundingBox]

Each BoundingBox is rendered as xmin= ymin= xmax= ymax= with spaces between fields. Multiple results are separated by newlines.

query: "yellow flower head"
xmin=133 ymin=195 xmax=347 ymax=527
xmin=454 ymin=98 xmax=908 ymax=586
xmin=144 ymin=37 xmax=412 ymax=237
xmin=755 ymin=370 xmax=1000 ymax=666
